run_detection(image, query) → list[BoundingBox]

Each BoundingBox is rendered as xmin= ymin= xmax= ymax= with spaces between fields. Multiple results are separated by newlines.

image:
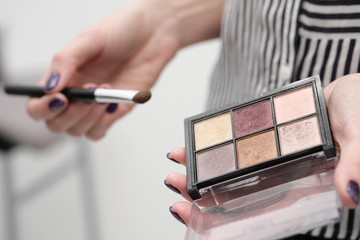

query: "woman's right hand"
xmin=27 ymin=0 xmax=224 ymax=140
xmin=27 ymin=0 xmax=183 ymax=140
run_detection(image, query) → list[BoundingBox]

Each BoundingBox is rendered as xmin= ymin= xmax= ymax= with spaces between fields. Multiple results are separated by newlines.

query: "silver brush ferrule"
xmin=94 ymin=89 xmax=138 ymax=103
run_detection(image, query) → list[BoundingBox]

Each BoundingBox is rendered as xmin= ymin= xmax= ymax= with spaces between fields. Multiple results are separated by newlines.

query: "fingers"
xmin=85 ymin=102 xmax=133 ymax=140
xmin=167 ymin=147 xmax=186 ymax=165
xmin=27 ymin=83 xmax=130 ymax=140
xmin=166 ymin=147 xmax=190 ymax=226
xmin=66 ymin=100 xmax=108 ymax=137
xmin=334 ymin=138 xmax=360 ymax=209
xmin=46 ymin=98 xmax=101 ymax=133
xmin=166 ymin=147 xmax=194 ymax=226
xmin=27 ymin=93 xmax=69 ymax=121
xmin=169 ymin=201 xmax=192 ymax=226
xmin=41 ymin=29 xmax=104 ymax=92
xmin=165 ymin=173 xmax=192 ymax=202
xmin=27 ymin=29 xmax=107 ymax=138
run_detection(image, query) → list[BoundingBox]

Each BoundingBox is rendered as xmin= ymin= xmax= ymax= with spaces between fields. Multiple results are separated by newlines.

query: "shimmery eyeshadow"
xmin=196 ymin=143 xmax=236 ymax=182
xmin=278 ymin=116 xmax=322 ymax=155
xmin=274 ymin=86 xmax=316 ymax=124
xmin=236 ymin=130 xmax=278 ymax=169
xmin=233 ymin=100 xmax=273 ymax=137
xmin=194 ymin=113 xmax=232 ymax=150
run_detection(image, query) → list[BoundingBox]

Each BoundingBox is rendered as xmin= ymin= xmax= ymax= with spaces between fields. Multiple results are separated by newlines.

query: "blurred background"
xmin=0 ymin=0 xmax=220 ymax=239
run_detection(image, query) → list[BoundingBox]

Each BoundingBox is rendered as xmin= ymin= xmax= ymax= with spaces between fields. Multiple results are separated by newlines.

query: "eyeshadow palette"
xmin=185 ymin=76 xmax=336 ymax=199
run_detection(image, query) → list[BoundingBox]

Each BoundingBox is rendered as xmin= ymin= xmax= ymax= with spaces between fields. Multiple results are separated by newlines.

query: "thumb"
xmin=42 ymin=30 xmax=104 ymax=92
xmin=334 ymin=137 xmax=360 ymax=209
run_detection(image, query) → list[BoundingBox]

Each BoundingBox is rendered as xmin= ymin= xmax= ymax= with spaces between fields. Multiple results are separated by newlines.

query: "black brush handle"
xmin=4 ymin=84 xmax=45 ymax=97
xmin=61 ymin=88 xmax=95 ymax=101
xmin=3 ymin=84 xmax=95 ymax=101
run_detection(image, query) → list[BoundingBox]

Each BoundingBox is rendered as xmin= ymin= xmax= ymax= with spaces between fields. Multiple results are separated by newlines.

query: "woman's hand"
xmin=324 ymin=73 xmax=360 ymax=209
xmin=165 ymin=147 xmax=193 ymax=225
xmin=27 ymin=0 xmax=224 ymax=140
xmin=27 ymin=2 xmax=179 ymax=140
xmin=166 ymin=74 xmax=360 ymax=225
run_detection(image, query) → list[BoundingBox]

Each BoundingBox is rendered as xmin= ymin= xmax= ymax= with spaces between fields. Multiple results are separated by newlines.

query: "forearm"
xmin=137 ymin=0 xmax=225 ymax=48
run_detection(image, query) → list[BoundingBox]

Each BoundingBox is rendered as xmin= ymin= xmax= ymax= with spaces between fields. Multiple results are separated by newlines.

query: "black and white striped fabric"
xmin=206 ymin=0 xmax=360 ymax=239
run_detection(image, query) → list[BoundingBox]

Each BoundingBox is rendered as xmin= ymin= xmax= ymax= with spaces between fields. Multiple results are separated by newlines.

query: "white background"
xmin=0 ymin=0 xmax=220 ymax=239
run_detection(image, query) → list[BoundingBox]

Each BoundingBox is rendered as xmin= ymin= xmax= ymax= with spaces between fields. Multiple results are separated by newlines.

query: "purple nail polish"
xmin=106 ymin=103 xmax=118 ymax=114
xmin=45 ymin=72 xmax=60 ymax=91
xmin=164 ymin=180 xmax=181 ymax=194
xmin=169 ymin=207 xmax=185 ymax=225
xmin=49 ymin=98 xmax=65 ymax=111
xmin=348 ymin=180 xmax=360 ymax=205
xmin=166 ymin=152 xmax=180 ymax=164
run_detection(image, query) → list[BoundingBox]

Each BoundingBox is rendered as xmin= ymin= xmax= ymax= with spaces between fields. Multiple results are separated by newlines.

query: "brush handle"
xmin=4 ymin=84 xmax=95 ymax=101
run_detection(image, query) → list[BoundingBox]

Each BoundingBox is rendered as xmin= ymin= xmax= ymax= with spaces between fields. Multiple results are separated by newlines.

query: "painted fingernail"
xmin=164 ymin=180 xmax=181 ymax=194
xmin=106 ymin=103 xmax=118 ymax=113
xmin=169 ymin=207 xmax=185 ymax=225
xmin=348 ymin=180 xmax=360 ymax=205
xmin=45 ymin=71 xmax=60 ymax=91
xmin=49 ymin=98 xmax=65 ymax=111
xmin=166 ymin=152 xmax=180 ymax=164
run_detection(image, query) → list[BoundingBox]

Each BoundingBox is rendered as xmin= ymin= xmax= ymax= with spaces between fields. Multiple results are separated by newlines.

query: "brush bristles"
xmin=133 ymin=90 xmax=152 ymax=104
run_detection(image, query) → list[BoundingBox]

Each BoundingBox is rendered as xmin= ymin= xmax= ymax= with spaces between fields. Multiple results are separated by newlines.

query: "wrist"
xmin=171 ymin=0 xmax=225 ymax=47
xmin=137 ymin=0 xmax=225 ymax=48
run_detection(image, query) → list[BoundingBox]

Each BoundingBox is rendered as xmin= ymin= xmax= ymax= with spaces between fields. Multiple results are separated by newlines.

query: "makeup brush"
xmin=3 ymin=84 xmax=151 ymax=104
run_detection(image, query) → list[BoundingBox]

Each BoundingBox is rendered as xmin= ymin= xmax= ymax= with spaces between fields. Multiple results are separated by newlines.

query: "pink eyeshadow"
xmin=196 ymin=143 xmax=236 ymax=182
xmin=278 ymin=116 xmax=322 ymax=155
xmin=274 ymin=86 xmax=316 ymax=124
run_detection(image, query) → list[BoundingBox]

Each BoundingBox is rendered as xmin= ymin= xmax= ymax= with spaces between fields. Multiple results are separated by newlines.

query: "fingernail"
xmin=45 ymin=71 xmax=60 ymax=91
xmin=169 ymin=207 xmax=185 ymax=225
xmin=49 ymin=98 xmax=65 ymax=111
xmin=106 ymin=103 xmax=118 ymax=113
xmin=348 ymin=180 xmax=360 ymax=205
xmin=166 ymin=152 xmax=180 ymax=164
xmin=164 ymin=180 xmax=181 ymax=194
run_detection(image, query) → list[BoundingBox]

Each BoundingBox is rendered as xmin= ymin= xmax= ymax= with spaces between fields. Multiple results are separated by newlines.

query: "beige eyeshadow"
xmin=236 ymin=130 xmax=278 ymax=169
xmin=194 ymin=113 xmax=232 ymax=150
xmin=278 ymin=116 xmax=322 ymax=155
xmin=274 ymin=86 xmax=316 ymax=124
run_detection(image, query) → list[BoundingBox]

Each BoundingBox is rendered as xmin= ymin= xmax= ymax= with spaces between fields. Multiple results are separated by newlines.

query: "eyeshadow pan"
xmin=278 ymin=116 xmax=322 ymax=155
xmin=236 ymin=130 xmax=278 ymax=169
xmin=194 ymin=113 xmax=232 ymax=150
xmin=274 ymin=86 xmax=316 ymax=124
xmin=196 ymin=143 xmax=236 ymax=182
xmin=233 ymin=100 xmax=273 ymax=137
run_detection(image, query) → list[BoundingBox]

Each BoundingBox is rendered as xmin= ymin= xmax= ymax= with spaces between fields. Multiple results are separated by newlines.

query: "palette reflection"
xmin=185 ymin=77 xmax=335 ymax=200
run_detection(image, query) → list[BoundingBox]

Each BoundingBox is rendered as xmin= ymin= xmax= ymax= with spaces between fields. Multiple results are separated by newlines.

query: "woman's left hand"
xmin=165 ymin=73 xmax=360 ymax=225
xmin=324 ymin=73 xmax=360 ymax=209
xmin=164 ymin=148 xmax=193 ymax=225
